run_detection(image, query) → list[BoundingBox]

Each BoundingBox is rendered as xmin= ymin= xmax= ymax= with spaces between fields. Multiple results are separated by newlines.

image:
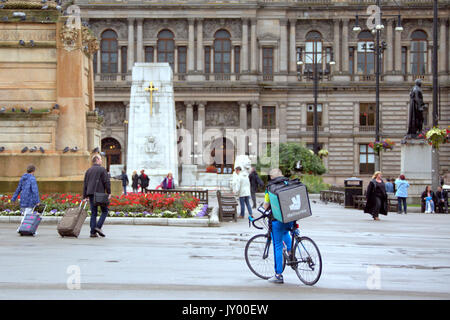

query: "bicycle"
xmin=244 ymin=209 xmax=322 ymax=286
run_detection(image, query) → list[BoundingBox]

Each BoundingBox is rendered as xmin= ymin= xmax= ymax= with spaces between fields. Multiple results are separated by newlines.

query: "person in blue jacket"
xmin=11 ymin=165 xmax=40 ymax=214
xmin=395 ymin=174 xmax=410 ymax=214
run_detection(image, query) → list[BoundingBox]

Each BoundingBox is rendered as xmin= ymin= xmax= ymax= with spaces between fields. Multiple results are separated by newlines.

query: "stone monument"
xmin=126 ymin=63 xmax=178 ymax=189
xmin=0 ymin=1 xmax=120 ymax=194
xmin=401 ymin=79 xmax=431 ymax=198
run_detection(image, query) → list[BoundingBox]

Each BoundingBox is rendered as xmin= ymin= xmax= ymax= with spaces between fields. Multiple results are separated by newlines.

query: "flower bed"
xmin=0 ymin=193 xmax=208 ymax=219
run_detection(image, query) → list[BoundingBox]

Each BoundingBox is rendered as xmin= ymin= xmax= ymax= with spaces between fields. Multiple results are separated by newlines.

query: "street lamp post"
xmin=432 ymin=0 xmax=440 ymax=190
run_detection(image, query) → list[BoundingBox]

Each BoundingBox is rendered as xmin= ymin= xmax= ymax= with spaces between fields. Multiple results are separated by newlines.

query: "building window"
xmin=296 ymin=47 xmax=303 ymax=75
xmin=305 ymin=31 xmax=323 ymax=75
xmin=121 ymin=46 xmax=127 ymax=73
xmin=359 ymin=103 xmax=376 ymax=129
xmin=214 ymin=29 xmax=231 ymax=74
xmin=411 ymin=30 xmax=427 ymax=75
xmin=349 ymin=47 xmax=354 ymax=75
xmin=359 ymin=144 xmax=375 ymax=174
xmin=325 ymin=47 xmax=332 ymax=74
xmin=263 ymin=47 xmax=274 ymax=76
xmin=306 ymin=104 xmax=322 ymax=127
xmin=204 ymin=46 xmax=211 ymax=74
xmin=101 ymin=30 xmax=118 ymax=73
xmin=357 ymin=30 xmax=375 ymax=75
xmin=157 ymin=29 xmax=175 ymax=69
xmin=262 ymin=106 xmax=276 ymax=129
xmin=234 ymin=46 xmax=240 ymax=74
xmin=145 ymin=46 xmax=154 ymax=63
xmin=177 ymin=46 xmax=187 ymax=74
xmin=93 ymin=51 xmax=97 ymax=74
xmin=401 ymin=46 xmax=407 ymax=75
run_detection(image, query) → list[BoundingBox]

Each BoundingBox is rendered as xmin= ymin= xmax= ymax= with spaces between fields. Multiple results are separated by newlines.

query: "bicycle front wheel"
xmin=292 ymin=236 xmax=322 ymax=286
xmin=245 ymin=234 xmax=276 ymax=280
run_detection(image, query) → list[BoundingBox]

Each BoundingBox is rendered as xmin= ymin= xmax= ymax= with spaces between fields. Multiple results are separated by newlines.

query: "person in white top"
xmin=232 ymin=166 xmax=252 ymax=219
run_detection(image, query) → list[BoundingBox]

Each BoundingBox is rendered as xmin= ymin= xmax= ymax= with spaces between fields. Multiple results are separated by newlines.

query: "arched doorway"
xmin=210 ymin=137 xmax=235 ymax=174
xmin=101 ymin=137 xmax=121 ymax=172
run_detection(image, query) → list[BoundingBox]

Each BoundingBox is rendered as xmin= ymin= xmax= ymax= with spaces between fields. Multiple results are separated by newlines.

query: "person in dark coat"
xmin=139 ymin=169 xmax=149 ymax=193
xmin=364 ymin=171 xmax=388 ymax=221
xmin=249 ymin=167 xmax=264 ymax=208
xmin=435 ymin=186 xmax=448 ymax=214
xmin=131 ymin=170 xmax=139 ymax=193
xmin=120 ymin=169 xmax=129 ymax=195
xmin=421 ymin=185 xmax=437 ymax=213
xmin=83 ymin=155 xmax=111 ymax=238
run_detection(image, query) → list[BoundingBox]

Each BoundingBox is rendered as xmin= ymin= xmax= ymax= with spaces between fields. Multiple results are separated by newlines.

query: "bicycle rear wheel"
xmin=292 ymin=236 xmax=322 ymax=286
xmin=245 ymin=234 xmax=279 ymax=280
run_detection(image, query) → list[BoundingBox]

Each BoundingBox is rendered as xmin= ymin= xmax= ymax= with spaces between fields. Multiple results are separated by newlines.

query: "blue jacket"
xmin=11 ymin=173 xmax=40 ymax=208
xmin=395 ymin=179 xmax=410 ymax=198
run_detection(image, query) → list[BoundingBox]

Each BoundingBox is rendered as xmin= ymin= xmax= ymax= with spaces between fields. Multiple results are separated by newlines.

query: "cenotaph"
xmin=126 ymin=63 xmax=178 ymax=189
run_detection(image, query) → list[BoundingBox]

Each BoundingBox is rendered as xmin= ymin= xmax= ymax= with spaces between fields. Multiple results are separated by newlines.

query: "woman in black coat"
xmin=364 ymin=171 xmax=388 ymax=221
xmin=131 ymin=171 xmax=139 ymax=193
xmin=421 ymin=185 xmax=437 ymax=213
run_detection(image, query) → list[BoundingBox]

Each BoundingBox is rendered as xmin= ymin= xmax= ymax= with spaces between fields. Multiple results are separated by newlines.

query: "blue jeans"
xmin=426 ymin=200 xmax=435 ymax=212
xmin=88 ymin=195 xmax=109 ymax=234
xmin=239 ymin=196 xmax=252 ymax=217
xmin=397 ymin=197 xmax=407 ymax=213
xmin=271 ymin=220 xmax=294 ymax=275
xmin=123 ymin=185 xmax=127 ymax=195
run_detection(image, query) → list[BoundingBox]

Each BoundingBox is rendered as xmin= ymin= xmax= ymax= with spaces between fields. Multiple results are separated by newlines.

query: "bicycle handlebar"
xmin=248 ymin=207 xmax=271 ymax=230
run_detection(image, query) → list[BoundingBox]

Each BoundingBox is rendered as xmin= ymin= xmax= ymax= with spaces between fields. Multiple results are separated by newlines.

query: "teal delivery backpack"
xmin=267 ymin=177 xmax=312 ymax=223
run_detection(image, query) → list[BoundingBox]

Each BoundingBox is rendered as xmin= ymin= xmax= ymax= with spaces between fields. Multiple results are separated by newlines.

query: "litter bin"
xmin=344 ymin=177 xmax=363 ymax=208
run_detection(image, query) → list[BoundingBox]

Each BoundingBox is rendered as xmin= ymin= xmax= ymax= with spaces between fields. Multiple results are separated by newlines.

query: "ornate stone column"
xmin=279 ymin=18 xmax=288 ymax=73
xmin=289 ymin=18 xmax=297 ymax=73
xmin=386 ymin=19 xmax=394 ymax=72
xmin=342 ymin=19 xmax=349 ymax=73
xmin=439 ymin=18 xmax=448 ymax=73
xmin=136 ymin=18 xmax=144 ymax=63
xmin=188 ymin=18 xmax=195 ymax=72
xmin=251 ymin=18 xmax=258 ymax=73
xmin=239 ymin=102 xmax=248 ymax=130
xmin=394 ymin=25 xmax=402 ymax=72
xmin=333 ymin=19 xmax=341 ymax=72
xmin=196 ymin=19 xmax=204 ymax=72
xmin=127 ymin=18 xmax=135 ymax=72
xmin=251 ymin=102 xmax=259 ymax=131
xmin=185 ymin=101 xmax=194 ymax=161
xmin=242 ymin=18 xmax=249 ymax=73
xmin=278 ymin=103 xmax=287 ymax=143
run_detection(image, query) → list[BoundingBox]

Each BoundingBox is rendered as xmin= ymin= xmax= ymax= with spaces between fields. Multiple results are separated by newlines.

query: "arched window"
xmin=305 ymin=31 xmax=323 ymax=74
xmin=411 ymin=30 xmax=428 ymax=75
xmin=214 ymin=30 xmax=231 ymax=74
xmin=357 ymin=30 xmax=375 ymax=75
xmin=101 ymin=30 xmax=118 ymax=73
xmin=157 ymin=29 xmax=175 ymax=69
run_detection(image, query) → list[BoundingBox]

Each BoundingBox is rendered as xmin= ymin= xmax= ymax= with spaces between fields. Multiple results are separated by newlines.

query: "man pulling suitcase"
xmin=83 ymin=154 xmax=111 ymax=238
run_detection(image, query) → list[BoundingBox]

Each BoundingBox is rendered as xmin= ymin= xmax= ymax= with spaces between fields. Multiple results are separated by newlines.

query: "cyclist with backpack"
xmin=256 ymin=168 xmax=295 ymax=284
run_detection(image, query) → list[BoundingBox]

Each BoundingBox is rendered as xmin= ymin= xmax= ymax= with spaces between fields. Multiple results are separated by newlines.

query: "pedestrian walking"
xmin=139 ymin=170 xmax=150 ymax=193
xmin=83 ymin=155 xmax=111 ymax=238
xmin=119 ymin=169 xmax=129 ymax=195
xmin=395 ymin=174 xmax=410 ymax=214
xmin=249 ymin=167 xmax=264 ymax=209
xmin=11 ymin=164 xmax=40 ymax=217
xmin=364 ymin=171 xmax=388 ymax=221
xmin=232 ymin=166 xmax=252 ymax=219
xmin=161 ymin=172 xmax=176 ymax=190
xmin=131 ymin=171 xmax=139 ymax=193
xmin=436 ymin=186 xmax=448 ymax=214
xmin=421 ymin=185 xmax=436 ymax=213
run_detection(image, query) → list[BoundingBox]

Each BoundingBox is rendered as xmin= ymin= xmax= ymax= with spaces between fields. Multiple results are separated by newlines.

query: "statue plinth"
xmin=400 ymin=138 xmax=432 ymax=196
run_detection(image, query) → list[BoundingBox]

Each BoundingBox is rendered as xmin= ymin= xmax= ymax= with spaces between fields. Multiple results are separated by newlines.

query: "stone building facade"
xmin=75 ymin=0 xmax=450 ymax=185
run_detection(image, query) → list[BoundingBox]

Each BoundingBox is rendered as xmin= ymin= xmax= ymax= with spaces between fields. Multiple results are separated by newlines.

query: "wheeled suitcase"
xmin=57 ymin=201 xmax=88 ymax=238
xmin=18 ymin=205 xmax=46 ymax=236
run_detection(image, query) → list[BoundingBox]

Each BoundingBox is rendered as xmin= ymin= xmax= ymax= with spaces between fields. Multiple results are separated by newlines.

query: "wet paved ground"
xmin=0 ymin=199 xmax=449 ymax=300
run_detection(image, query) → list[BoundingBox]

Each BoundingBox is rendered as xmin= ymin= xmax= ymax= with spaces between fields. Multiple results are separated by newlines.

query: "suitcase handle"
xmin=32 ymin=204 xmax=47 ymax=215
xmin=79 ymin=200 xmax=88 ymax=210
